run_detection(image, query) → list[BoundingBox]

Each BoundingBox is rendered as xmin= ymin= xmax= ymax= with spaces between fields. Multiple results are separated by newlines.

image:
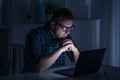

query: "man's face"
xmin=53 ymin=20 xmax=74 ymax=38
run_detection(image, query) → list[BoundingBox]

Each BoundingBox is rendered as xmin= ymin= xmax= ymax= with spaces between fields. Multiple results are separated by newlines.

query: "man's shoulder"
xmin=27 ymin=25 xmax=49 ymax=37
xmin=30 ymin=25 xmax=48 ymax=33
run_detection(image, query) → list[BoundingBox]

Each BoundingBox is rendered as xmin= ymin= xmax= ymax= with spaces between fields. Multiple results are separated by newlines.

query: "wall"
xmin=109 ymin=0 xmax=120 ymax=67
xmin=47 ymin=0 xmax=66 ymax=8
xmin=66 ymin=0 xmax=102 ymax=19
xmin=71 ymin=20 xmax=101 ymax=51
xmin=12 ymin=24 xmax=43 ymax=44
xmin=97 ymin=0 xmax=120 ymax=67
xmin=100 ymin=0 xmax=112 ymax=65
xmin=12 ymin=0 xmax=49 ymax=24
xmin=11 ymin=0 xmax=103 ymax=23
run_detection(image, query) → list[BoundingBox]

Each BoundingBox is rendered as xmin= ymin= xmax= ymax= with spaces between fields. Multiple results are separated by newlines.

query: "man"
xmin=23 ymin=8 xmax=80 ymax=73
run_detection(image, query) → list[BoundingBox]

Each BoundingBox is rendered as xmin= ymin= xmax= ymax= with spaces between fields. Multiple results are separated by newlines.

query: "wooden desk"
xmin=0 ymin=64 xmax=120 ymax=80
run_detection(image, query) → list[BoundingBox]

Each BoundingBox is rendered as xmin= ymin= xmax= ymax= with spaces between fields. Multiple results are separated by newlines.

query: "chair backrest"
xmin=12 ymin=43 xmax=24 ymax=74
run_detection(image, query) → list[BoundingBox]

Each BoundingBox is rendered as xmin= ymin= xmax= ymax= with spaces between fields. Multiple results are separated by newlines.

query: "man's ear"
xmin=50 ymin=22 xmax=56 ymax=30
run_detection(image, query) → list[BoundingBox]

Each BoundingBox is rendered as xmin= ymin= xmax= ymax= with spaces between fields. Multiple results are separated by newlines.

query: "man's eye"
xmin=63 ymin=27 xmax=67 ymax=31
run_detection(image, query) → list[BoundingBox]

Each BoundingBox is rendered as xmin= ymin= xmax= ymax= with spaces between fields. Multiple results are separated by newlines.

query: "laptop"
xmin=54 ymin=48 xmax=106 ymax=77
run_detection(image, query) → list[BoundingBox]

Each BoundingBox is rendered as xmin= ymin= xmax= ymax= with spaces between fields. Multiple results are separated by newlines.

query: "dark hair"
xmin=51 ymin=8 xmax=74 ymax=23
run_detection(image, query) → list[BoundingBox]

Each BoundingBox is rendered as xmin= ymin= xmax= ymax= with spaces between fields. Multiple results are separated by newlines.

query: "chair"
xmin=12 ymin=43 xmax=24 ymax=74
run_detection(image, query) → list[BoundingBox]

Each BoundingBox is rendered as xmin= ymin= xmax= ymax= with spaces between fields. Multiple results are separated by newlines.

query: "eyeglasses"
xmin=56 ymin=23 xmax=75 ymax=32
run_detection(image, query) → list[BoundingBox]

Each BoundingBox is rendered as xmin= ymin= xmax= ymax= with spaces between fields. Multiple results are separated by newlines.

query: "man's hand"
xmin=60 ymin=38 xmax=80 ymax=63
xmin=60 ymin=39 xmax=76 ymax=52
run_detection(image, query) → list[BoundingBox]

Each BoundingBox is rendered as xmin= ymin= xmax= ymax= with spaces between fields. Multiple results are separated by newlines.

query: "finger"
xmin=63 ymin=43 xmax=72 ymax=47
xmin=63 ymin=43 xmax=72 ymax=51
xmin=67 ymin=46 xmax=72 ymax=51
xmin=62 ymin=39 xmax=71 ymax=43
xmin=62 ymin=41 xmax=73 ymax=46
xmin=62 ymin=40 xmax=73 ymax=46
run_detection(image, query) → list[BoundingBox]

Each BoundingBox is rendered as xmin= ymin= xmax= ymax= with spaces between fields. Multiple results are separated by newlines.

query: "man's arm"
xmin=35 ymin=48 xmax=62 ymax=72
xmin=35 ymin=43 xmax=73 ymax=72
xmin=72 ymin=47 xmax=80 ymax=63
xmin=61 ymin=39 xmax=80 ymax=63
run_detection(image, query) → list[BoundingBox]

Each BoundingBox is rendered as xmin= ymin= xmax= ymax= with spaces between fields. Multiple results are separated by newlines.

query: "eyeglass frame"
xmin=55 ymin=23 xmax=75 ymax=32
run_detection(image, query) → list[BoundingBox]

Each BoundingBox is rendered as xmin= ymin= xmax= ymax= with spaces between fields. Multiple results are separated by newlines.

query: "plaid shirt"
xmin=23 ymin=25 xmax=74 ymax=72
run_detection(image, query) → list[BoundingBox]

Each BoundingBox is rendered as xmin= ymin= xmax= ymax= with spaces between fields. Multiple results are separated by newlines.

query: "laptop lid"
xmin=74 ymin=48 xmax=106 ymax=76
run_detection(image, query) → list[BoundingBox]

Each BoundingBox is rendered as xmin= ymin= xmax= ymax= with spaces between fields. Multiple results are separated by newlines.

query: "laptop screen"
xmin=74 ymin=48 xmax=106 ymax=76
xmin=54 ymin=48 xmax=106 ymax=77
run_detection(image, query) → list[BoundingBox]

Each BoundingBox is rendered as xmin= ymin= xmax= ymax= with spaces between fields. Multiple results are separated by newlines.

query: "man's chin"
xmin=59 ymin=36 xmax=67 ymax=38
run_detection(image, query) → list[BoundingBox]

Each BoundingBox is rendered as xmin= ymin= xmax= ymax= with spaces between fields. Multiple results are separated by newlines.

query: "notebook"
xmin=54 ymin=48 xmax=106 ymax=77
